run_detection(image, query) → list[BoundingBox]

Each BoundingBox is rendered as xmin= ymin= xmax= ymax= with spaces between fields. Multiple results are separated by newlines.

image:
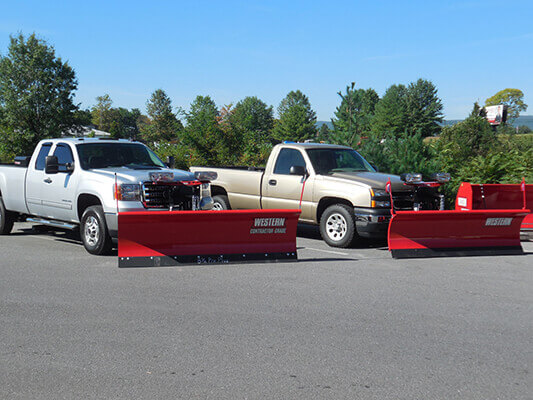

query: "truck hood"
xmin=88 ymin=167 xmax=197 ymax=184
xmin=327 ymin=171 xmax=409 ymax=191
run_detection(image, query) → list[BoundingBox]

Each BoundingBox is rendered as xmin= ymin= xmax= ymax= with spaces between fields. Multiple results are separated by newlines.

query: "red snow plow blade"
xmin=388 ymin=209 xmax=528 ymax=258
xmin=118 ymin=209 xmax=300 ymax=267
xmin=455 ymin=182 xmax=533 ymax=233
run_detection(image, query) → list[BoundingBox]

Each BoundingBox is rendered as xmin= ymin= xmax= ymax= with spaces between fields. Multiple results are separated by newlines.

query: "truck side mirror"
xmin=45 ymin=155 xmax=59 ymax=174
xmin=289 ymin=165 xmax=306 ymax=176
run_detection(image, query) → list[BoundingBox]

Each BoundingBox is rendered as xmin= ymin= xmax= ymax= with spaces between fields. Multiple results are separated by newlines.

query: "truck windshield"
xmin=306 ymin=148 xmax=375 ymax=175
xmin=76 ymin=143 xmax=166 ymax=170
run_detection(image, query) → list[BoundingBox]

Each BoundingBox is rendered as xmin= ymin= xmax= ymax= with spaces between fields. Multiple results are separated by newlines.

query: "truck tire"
xmin=80 ymin=205 xmax=113 ymax=255
xmin=212 ymin=195 xmax=231 ymax=210
xmin=319 ymin=204 xmax=357 ymax=248
xmin=0 ymin=197 xmax=15 ymax=235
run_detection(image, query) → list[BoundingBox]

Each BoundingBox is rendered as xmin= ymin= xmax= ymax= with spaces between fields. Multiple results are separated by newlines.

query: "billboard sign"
xmin=484 ymin=105 xmax=507 ymax=126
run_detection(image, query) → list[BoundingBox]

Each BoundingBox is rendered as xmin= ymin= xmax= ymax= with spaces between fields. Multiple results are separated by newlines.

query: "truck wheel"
xmin=212 ymin=195 xmax=231 ymax=210
xmin=80 ymin=205 xmax=113 ymax=255
xmin=0 ymin=197 xmax=15 ymax=235
xmin=320 ymin=204 xmax=356 ymax=248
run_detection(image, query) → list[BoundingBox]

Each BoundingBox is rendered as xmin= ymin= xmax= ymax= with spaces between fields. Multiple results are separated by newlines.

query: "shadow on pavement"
xmin=297 ymin=223 xmax=388 ymax=250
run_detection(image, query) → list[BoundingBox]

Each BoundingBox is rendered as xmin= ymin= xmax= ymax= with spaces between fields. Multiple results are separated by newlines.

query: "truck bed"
xmin=0 ymin=165 xmax=29 ymax=213
xmin=190 ymin=165 xmax=264 ymax=209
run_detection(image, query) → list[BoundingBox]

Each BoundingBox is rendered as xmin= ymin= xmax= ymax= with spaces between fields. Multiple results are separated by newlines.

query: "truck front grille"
xmin=142 ymin=181 xmax=201 ymax=210
xmin=392 ymin=191 xmax=414 ymax=210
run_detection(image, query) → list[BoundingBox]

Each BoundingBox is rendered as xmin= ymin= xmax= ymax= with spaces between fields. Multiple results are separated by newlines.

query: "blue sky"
xmin=1 ymin=0 xmax=532 ymax=120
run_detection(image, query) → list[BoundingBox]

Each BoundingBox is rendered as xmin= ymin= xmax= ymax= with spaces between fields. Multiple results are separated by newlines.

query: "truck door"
xmin=40 ymin=143 xmax=78 ymax=222
xmin=25 ymin=142 xmax=53 ymax=217
xmin=262 ymin=148 xmax=313 ymax=218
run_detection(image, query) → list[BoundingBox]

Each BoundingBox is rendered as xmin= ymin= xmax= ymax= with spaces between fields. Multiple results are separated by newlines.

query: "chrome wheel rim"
xmin=84 ymin=216 xmax=99 ymax=246
xmin=212 ymin=202 xmax=224 ymax=211
xmin=326 ymin=213 xmax=347 ymax=241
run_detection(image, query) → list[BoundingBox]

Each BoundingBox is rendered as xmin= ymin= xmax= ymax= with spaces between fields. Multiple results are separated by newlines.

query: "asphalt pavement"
xmin=1 ymin=222 xmax=532 ymax=399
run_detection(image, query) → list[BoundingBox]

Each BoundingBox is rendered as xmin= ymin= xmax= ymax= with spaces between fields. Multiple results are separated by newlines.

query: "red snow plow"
xmin=118 ymin=209 xmax=300 ymax=267
xmin=387 ymin=177 xmax=530 ymax=259
xmin=455 ymin=181 xmax=533 ymax=233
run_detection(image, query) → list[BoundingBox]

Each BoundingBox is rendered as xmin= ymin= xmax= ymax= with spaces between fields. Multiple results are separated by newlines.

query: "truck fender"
xmin=210 ymin=185 xmax=229 ymax=197
xmin=76 ymin=192 xmax=105 ymax=222
xmin=317 ymin=197 xmax=354 ymax=222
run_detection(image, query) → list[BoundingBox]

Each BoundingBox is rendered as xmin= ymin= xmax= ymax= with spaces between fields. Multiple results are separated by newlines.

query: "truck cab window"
xmin=273 ymin=149 xmax=306 ymax=175
xmin=35 ymin=143 xmax=52 ymax=170
xmin=53 ymin=144 xmax=75 ymax=172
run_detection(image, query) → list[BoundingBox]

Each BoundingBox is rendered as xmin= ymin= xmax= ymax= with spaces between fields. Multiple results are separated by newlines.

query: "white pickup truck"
xmin=0 ymin=138 xmax=213 ymax=255
xmin=191 ymin=142 xmax=446 ymax=247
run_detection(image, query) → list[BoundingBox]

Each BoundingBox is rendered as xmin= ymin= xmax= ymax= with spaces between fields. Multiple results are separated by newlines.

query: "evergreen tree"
xmin=330 ymin=83 xmax=379 ymax=147
xmin=142 ymin=89 xmax=183 ymax=142
xmin=0 ymin=33 xmax=78 ymax=155
xmin=231 ymin=96 xmax=274 ymax=136
xmin=185 ymin=95 xmax=230 ymax=165
xmin=230 ymin=96 xmax=274 ymax=164
xmin=317 ymin=123 xmax=331 ymax=142
xmin=370 ymin=84 xmax=408 ymax=137
xmin=404 ymin=79 xmax=443 ymax=137
xmin=272 ymin=90 xmax=317 ymax=142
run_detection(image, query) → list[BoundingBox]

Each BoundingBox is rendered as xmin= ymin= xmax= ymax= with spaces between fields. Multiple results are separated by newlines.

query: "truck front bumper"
xmin=354 ymin=207 xmax=392 ymax=239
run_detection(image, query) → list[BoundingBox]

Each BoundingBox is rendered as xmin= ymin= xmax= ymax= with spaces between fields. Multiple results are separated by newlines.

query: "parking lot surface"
xmin=1 ymin=222 xmax=532 ymax=399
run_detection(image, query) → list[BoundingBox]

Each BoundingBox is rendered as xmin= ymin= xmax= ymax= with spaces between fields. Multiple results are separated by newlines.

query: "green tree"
xmin=119 ymin=107 xmax=142 ymax=139
xmin=272 ymin=90 xmax=317 ymax=142
xmin=358 ymin=132 xmax=439 ymax=178
xmin=184 ymin=95 xmax=230 ymax=165
xmin=370 ymin=84 xmax=408 ymax=137
xmin=0 ymin=33 xmax=78 ymax=156
xmin=73 ymin=108 xmax=93 ymax=127
xmin=485 ymin=88 xmax=528 ymax=121
xmin=230 ymin=96 xmax=274 ymax=164
xmin=231 ymin=96 xmax=274 ymax=136
xmin=91 ymin=94 xmax=114 ymax=132
xmin=317 ymin=123 xmax=331 ymax=142
xmin=404 ymin=78 xmax=443 ymax=137
xmin=516 ymin=125 xmax=532 ymax=134
xmin=437 ymin=115 xmax=497 ymax=164
xmin=330 ymin=83 xmax=379 ymax=146
xmin=142 ymin=89 xmax=183 ymax=143
xmin=469 ymin=101 xmax=486 ymax=118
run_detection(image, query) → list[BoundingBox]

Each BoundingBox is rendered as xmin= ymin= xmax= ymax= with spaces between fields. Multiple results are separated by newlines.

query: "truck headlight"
xmin=431 ymin=172 xmax=451 ymax=183
xmin=370 ymin=188 xmax=391 ymax=208
xmin=400 ymin=173 xmax=422 ymax=183
xmin=194 ymin=171 xmax=218 ymax=181
xmin=114 ymin=184 xmax=141 ymax=201
xmin=372 ymin=189 xmax=388 ymax=197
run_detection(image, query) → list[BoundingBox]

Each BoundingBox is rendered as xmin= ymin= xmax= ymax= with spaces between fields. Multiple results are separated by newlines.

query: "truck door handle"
xmin=44 ymin=178 xmax=52 ymax=184
xmin=269 ymin=179 xmax=277 ymax=186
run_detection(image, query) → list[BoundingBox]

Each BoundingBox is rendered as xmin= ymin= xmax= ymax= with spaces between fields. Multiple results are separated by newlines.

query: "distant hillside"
xmin=443 ymin=115 xmax=533 ymax=129
xmin=316 ymin=121 xmax=333 ymax=129
xmin=318 ymin=116 xmax=533 ymax=130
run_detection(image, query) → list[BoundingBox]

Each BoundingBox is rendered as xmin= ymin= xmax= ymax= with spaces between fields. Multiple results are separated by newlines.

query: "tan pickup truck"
xmin=191 ymin=142 xmax=429 ymax=248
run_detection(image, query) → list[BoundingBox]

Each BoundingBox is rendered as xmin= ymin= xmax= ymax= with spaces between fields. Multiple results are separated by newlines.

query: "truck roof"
xmin=276 ymin=142 xmax=352 ymax=150
xmin=39 ymin=137 xmax=140 ymax=145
